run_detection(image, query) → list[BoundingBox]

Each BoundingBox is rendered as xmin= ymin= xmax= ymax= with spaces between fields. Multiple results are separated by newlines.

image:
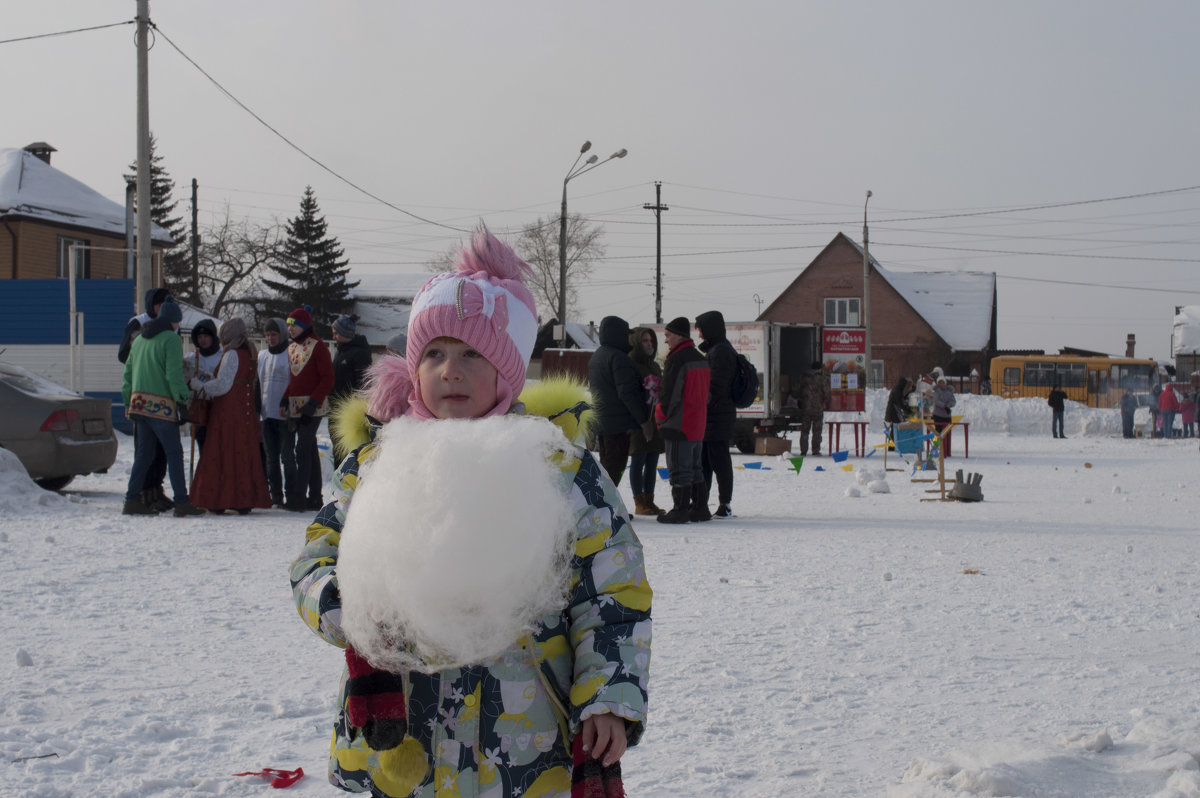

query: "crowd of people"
xmin=118 ymin=288 xmax=370 ymax=517
xmin=586 ymin=309 xmax=756 ymax=523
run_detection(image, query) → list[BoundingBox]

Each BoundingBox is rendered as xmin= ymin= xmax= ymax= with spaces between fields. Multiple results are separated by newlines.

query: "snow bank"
xmin=0 ymin=448 xmax=64 ymax=512
xmin=831 ymin=390 xmax=1134 ymax=438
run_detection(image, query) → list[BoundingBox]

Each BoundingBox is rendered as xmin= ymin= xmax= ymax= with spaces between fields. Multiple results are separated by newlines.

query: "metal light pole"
xmin=862 ymin=190 xmax=873 ymax=389
xmin=558 ymin=141 xmax=628 ymax=347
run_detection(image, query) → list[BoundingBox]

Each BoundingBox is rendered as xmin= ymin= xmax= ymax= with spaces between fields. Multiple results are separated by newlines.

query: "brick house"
xmin=1 ymin=143 xmax=176 ymax=430
xmin=759 ymin=232 xmax=997 ymax=390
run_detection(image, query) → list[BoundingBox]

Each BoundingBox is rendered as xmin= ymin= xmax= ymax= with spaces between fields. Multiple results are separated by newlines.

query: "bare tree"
xmin=515 ymin=214 xmax=604 ymax=322
xmin=196 ymin=206 xmax=291 ymax=327
xmin=417 ymin=217 xmax=604 ymax=322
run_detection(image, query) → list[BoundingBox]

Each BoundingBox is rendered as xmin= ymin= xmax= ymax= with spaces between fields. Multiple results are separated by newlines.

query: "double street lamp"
xmin=558 ymin=140 xmax=627 ymax=347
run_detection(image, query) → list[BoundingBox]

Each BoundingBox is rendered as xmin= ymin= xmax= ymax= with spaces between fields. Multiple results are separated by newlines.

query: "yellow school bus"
xmin=989 ymin=354 xmax=1158 ymax=408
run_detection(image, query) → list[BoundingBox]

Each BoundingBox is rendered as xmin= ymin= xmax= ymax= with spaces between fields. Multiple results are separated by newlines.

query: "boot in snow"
xmin=658 ymin=486 xmax=691 ymax=524
xmin=689 ymin=482 xmax=712 ymax=522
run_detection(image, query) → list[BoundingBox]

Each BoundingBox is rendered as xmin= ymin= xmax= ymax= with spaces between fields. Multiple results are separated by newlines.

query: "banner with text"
xmin=822 ymin=328 xmax=866 ymax=412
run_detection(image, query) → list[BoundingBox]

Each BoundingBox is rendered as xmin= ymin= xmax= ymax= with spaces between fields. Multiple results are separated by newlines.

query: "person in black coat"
xmin=885 ymin=376 xmax=913 ymax=441
xmin=587 ymin=316 xmax=654 ymax=488
xmin=1118 ymin=390 xmax=1137 ymax=439
xmin=695 ymin=310 xmax=737 ymax=519
xmin=1047 ymin=384 xmax=1068 ymax=438
xmin=331 ymin=315 xmax=373 ymax=404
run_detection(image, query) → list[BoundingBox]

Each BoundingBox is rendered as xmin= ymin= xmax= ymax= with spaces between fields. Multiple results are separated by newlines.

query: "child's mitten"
xmin=344 ymin=645 xmax=407 ymax=750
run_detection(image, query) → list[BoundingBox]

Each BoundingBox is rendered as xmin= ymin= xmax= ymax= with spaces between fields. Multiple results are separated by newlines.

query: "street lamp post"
xmin=862 ymin=190 xmax=873 ymax=389
xmin=558 ymin=140 xmax=627 ymax=347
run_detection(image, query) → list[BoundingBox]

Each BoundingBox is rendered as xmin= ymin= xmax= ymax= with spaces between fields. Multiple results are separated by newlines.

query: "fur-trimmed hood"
xmin=330 ymin=359 xmax=594 ymax=461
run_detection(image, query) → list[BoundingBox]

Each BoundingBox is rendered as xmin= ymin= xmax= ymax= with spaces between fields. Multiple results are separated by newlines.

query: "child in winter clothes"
xmin=290 ymin=228 xmax=651 ymax=798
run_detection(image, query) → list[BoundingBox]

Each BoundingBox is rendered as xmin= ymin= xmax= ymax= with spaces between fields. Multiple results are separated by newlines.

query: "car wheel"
xmin=35 ymin=475 xmax=75 ymax=492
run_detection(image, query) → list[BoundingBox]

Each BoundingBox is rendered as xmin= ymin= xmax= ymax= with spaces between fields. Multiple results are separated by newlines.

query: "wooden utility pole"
xmin=191 ymin=178 xmax=199 ymax=302
xmin=135 ymin=0 xmax=152 ymax=299
xmin=643 ymin=181 xmax=668 ymax=324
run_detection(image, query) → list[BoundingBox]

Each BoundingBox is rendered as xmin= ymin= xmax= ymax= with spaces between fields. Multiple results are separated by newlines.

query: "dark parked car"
xmin=0 ymin=360 xmax=118 ymax=490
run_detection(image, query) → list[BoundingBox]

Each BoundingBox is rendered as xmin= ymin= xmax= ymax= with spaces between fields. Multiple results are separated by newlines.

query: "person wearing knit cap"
xmin=187 ymin=317 xmax=272 ymax=514
xmin=291 ymin=226 xmax=650 ymax=798
xmin=121 ymin=299 xmax=204 ymax=517
xmin=281 ymin=305 xmax=334 ymax=510
xmin=258 ymin=318 xmax=296 ymax=507
xmin=654 ymin=316 xmax=710 ymax=523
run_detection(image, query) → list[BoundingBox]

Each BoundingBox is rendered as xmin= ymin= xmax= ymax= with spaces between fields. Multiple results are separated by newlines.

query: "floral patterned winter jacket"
xmin=290 ymin=417 xmax=652 ymax=798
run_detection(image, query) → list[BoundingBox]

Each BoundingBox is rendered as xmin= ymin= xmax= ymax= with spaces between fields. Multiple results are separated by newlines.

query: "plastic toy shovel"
xmin=234 ymin=768 xmax=305 ymax=788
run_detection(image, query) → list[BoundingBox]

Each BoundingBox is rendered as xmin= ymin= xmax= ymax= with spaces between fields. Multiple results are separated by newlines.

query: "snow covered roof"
xmin=877 ymin=268 xmax=996 ymax=352
xmin=0 ymin=148 xmax=172 ymax=245
xmin=1172 ymin=305 xmax=1200 ymax=356
xmin=347 ymin=272 xmax=431 ymax=347
xmin=565 ymin=321 xmax=601 ymax=350
xmin=178 ymin=301 xmax=219 ymax=336
xmin=841 ymin=236 xmax=995 ymax=352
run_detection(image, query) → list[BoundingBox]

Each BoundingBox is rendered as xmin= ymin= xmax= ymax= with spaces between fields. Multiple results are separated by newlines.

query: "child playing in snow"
xmin=290 ymin=227 xmax=651 ymax=798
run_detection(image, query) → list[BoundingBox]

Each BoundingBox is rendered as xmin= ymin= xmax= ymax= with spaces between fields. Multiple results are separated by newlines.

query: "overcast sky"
xmin=5 ymin=1 xmax=1199 ymax=361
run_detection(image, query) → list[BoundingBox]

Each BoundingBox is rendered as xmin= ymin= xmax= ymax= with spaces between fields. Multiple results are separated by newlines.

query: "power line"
xmin=151 ymin=23 xmax=470 ymax=234
xmin=998 ymin=274 xmax=1200 ymax=295
xmin=876 ymin=240 xmax=1200 ymax=264
xmin=0 ymin=20 xmax=134 ymax=46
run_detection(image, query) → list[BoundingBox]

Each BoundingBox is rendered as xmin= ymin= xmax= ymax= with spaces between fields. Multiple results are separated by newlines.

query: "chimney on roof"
xmin=23 ymin=142 xmax=57 ymax=165
xmin=1125 ymin=334 xmax=1136 ymax=358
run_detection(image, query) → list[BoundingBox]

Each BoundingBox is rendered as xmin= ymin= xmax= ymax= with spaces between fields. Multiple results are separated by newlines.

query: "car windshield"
xmin=0 ymin=363 xmax=77 ymax=398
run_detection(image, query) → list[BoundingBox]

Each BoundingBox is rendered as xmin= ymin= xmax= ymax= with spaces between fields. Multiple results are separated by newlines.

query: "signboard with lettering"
xmin=822 ymin=328 xmax=866 ymax=412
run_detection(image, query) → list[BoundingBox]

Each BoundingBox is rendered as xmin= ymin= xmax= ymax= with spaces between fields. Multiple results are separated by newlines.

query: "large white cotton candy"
xmin=338 ymin=415 xmax=576 ymax=673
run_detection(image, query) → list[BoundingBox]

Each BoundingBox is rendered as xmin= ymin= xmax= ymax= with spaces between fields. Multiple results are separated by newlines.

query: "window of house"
xmin=823 ymin=297 xmax=860 ymax=327
xmin=57 ymin=237 xmax=90 ymax=279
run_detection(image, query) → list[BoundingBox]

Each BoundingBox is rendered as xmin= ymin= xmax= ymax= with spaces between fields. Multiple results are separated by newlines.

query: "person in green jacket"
xmin=121 ymin=299 xmax=204 ymax=517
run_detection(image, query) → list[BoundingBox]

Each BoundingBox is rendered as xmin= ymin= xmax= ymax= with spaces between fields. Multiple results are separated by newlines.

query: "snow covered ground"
xmin=4 ymin=393 xmax=1200 ymax=797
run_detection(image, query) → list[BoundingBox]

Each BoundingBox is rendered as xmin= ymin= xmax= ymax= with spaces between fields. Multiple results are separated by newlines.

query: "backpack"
xmin=730 ymin=350 xmax=759 ymax=409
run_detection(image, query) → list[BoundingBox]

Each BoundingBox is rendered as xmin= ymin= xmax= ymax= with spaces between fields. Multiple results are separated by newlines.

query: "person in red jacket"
xmin=654 ymin=317 xmax=710 ymax=524
xmin=281 ymin=306 xmax=334 ymax=510
xmin=1158 ymin=382 xmax=1181 ymax=439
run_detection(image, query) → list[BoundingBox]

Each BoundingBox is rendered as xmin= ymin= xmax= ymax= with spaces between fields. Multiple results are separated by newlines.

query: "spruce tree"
xmin=263 ymin=186 xmax=358 ymax=336
xmin=126 ymin=133 xmax=192 ymax=303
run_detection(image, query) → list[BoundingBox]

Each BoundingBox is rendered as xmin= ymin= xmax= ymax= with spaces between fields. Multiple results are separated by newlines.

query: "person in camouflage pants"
xmin=796 ymin=361 xmax=831 ymax=455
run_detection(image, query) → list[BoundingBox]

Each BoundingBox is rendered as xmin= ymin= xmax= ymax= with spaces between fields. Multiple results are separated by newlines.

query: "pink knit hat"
xmin=402 ymin=227 xmax=538 ymax=419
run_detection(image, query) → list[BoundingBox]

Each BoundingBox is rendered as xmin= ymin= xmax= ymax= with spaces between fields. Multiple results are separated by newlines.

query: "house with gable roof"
xmin=0 ymin=142 xmax=179 ymax=430
xmin=759 ymin=232 xmax=997 ymax=390
xmin=1 ymin=143 xmax=173 ymax=282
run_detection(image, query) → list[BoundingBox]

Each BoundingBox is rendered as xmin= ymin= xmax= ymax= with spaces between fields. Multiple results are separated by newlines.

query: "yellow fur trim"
xmin=330 ymin=395 xmax=371 ymax=460
xmin=518 ymin=376 xmax=594 ymax=444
